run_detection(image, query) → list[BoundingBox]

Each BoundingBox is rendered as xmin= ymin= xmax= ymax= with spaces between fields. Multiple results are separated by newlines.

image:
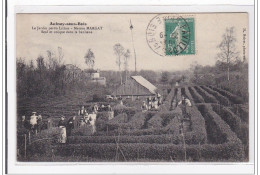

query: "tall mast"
xmin=130 ymin=19 xmax=137 ymax=74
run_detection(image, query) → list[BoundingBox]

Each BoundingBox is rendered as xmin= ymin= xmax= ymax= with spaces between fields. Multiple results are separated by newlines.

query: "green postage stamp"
xmin=165 ymin=17 xmax=195 ymax=56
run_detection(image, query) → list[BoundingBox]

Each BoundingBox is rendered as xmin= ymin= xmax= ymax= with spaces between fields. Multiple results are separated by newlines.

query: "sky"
xmin=16 ymin=13 xmax=248 ymax=71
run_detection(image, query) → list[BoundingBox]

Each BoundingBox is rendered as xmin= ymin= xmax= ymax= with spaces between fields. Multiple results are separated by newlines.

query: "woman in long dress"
xmin=58 ymin=116 xmax=67 ymax=143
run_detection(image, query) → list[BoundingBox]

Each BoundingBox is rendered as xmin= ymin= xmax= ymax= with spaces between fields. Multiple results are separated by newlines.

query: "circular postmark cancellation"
xmin=146 ymin=14 xmax=195 ymax=56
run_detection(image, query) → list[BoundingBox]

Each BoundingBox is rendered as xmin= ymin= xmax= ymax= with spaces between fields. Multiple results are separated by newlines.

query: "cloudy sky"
xmin=16 ymin=13 xmax=248 ymax=71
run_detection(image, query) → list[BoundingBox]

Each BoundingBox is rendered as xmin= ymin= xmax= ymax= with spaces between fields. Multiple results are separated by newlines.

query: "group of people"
xmin=78 ymin=103 xmax=113 ymax=126
xmin=141 ymin=94 xmax=162 ymax=112
xmin=20 ymin=112 xmax=43 ymax=134
xmin=57 ymin=115 xmax=76 ymax=143
xmin=77 ymin=105 xmax=97 ymax=129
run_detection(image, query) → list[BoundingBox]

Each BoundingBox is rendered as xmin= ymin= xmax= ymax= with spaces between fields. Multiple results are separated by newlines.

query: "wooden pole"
xmin=130 ymin=20 xmax=137 ymax=74
xmin=28 ymin=131 xmax=31 ymax=144
xmin=24 ymin=134 xmax=27 ymax=158
xmin=182 ymin=130 xmax=186 ymax=162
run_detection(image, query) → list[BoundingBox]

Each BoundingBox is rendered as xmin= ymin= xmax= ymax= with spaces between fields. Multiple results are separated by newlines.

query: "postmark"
xmin=146 ymin=14 xmax=195 ymax=56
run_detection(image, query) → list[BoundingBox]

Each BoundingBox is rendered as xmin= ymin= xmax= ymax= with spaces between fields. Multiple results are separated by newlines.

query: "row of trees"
xmin=17 ymin=47 xmax=88 ymax=98
xmin=189 ymin=27 xmax=248 ymax=101
xmin=113 ymin=43 xmax=131 ymax=84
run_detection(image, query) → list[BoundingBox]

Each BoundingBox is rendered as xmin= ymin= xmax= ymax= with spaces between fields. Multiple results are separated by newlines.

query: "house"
xmin=90 ymin=70 xmax=106 ymax=86
xmin=112 ymin=75 xmax=159 ymax=98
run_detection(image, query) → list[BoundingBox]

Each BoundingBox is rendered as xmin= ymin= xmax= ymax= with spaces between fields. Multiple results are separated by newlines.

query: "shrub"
xmin=96 ymin=112 xmax=110 ymax=131
xmin=142 ymin=111 xmax=157 ymax=129
xmin=209 ymin=86 xmax=243 ymax=104
xmin=194 ymin=86 xmax=218 ymax=104
xmin=27 ymin=127 xmax=60 ymax=156
xmin=94 ymin=127 xmax=173 ymax=137
xmin=212 ymin=105 xmax=242 ymax=134
xmin=147 ymin=113 xmax=163 ymax=128
xmin=184 ymin=87 xmax=194 ymax=105
xmin=212 ymin=105 xmax=248 ymax=146
xmin=92 ymin=94 xmax=104 ymax=102
xmin=164 ymin=88 xmax=175 ymax=110
xmin=170 ymin=88 xmax=182 ymax=110
xmin=55 ymin=141 xmax=244 ymax=161
xmin=107 ymin=113 xmax=128 ymax=124
xmin=106 ymin=112 xmax=152 ymax=131
xmin=67 ymin=134 xmax=179 ymax=144
xmin=232 ymin=104 xmax=249 ymax=123
xmin=71 ymin=125 xmax=94 ymax=136
xmin=188 ymin=87 xmax=205 ymax=103
xmin=185 ymin=106 xmax=207 ymax=144
xmin=113 ymin=105 xmax=137 ymax=117
xmin=197 ymin=104 xmax=241 ymax=144
xmin=200 ymin=86 xmax=230 ymax=106
xmin=161 ymin=111 xmax=178 ymax=127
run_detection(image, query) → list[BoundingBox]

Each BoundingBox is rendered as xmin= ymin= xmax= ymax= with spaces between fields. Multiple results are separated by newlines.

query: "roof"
xmin=131 ymin=76 xmax=157 ymax=94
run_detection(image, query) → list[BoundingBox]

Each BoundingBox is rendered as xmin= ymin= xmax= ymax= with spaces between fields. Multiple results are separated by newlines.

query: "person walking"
xmin=66 ymin=116 xmax=76 ymax=137
xmin=141 ymin=101 xmax=148 ymax=112
xmin=30 ymin=112 xmax=38 ymax=134
xmin=178 ymin=96 xmax=192 ymax=118
xmin=107 ymin=104 xmax=114 ymax=120
xmin=78 ymin=105 xmax=87 ymax=116
xmin=93 ymin=103 xmax=99 ymax=114
xmin=58 ymin=116 xmax=67 ymax=144
xmin=37 ymin=115 xmax=43 ymax=133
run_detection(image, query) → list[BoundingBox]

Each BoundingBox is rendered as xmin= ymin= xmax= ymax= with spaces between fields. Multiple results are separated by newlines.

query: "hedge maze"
xmin=24 ymin=85 xmax=249 ymax=162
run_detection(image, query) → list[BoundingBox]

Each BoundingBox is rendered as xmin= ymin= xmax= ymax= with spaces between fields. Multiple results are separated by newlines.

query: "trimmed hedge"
xmin=164 ymin=88 xmax=176 ymax=110
xmin=194 ymin=86 xmax=218 ymax=104
xmin=161 ymin=111 xmax=179 ymax=127
xmin=71 ymin=125 xmax=94 ymax=136
xmin=188 ymin=87 xmax=205 ymax=103
xmin=147 ymin=111 xmax=180 ymax=128
xmin=67 ymin=134 xmax=180 ymax=144
xmin=113 ymin=105 xmax=137 ymax=117
xmin=184 ymin=87 xmax=195 ymax=105
xmin=170 ymin=88 xmax=182 ymax=110
xmin=212 ymin=105 xmax=242 ymax=133
xmin=27 ymin=127 xmax=60 ymax=156
xmin=147 ymin=113 xmax=163 ymax=128
xmin=185 ymin=106 xmax=207 ymax=144
xmin=232 ymin=104 xmax=249 ymax=123
xmin=197 ymin=104 xmax=242 ymax=143
xmin=212 ymin=105 xmax=248 ymax=146
xmin=96 ymin=112 xmax=110 ymax=131
xmin=94 ymin=127 xmax=174 ymax=136
xmin=200 ymin=86 xmax=230 ymax=106
xmin=55 ymin=141 xmax=244 ymax=161
xmin=209 ymin=86 xmax=243 ymax=104
xmin=106 ymin=112 xmax=146 ymax=131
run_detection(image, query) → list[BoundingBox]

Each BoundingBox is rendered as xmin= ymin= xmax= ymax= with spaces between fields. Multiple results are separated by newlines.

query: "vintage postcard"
xmin=16 ymin=13 xmax=249 ymax=162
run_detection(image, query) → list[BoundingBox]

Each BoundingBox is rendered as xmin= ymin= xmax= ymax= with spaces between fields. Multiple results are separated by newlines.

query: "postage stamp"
xmin=165 ymin=17 xmax=195 ymax=56
xmin=146 ymin=14 xmax=195 ymax=56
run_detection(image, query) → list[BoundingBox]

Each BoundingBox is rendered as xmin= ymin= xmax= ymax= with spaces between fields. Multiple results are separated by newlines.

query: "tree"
xmin=113 ymin=43 xmax=125 ymax=84
xmin=58 ymin=47 xmax=64 ymax=65
xmin=216 ymin=27 xmax=240 ymax=81
xmin=36 ymin=55 xmax=46 ymax=79
xmin=46 ymin=50 xmax=57 ymax=70
xmin=123 ymin=49 xmax=131 ymax=82
xmin=36 ymin=55 xmax=46 ymax=70
xmin=84 ymin=49 xmax=95 ymax=70
xmin=161 ymin=71 xmax=169 ymax=84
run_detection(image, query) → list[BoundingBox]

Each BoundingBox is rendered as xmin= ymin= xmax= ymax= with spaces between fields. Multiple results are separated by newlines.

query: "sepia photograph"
xmin=16 ymin=13 xmax=249 ymax=162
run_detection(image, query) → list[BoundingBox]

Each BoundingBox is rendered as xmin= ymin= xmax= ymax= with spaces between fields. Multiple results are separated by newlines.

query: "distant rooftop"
xmin=131 ymin=76 xmax=157 ymax=94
